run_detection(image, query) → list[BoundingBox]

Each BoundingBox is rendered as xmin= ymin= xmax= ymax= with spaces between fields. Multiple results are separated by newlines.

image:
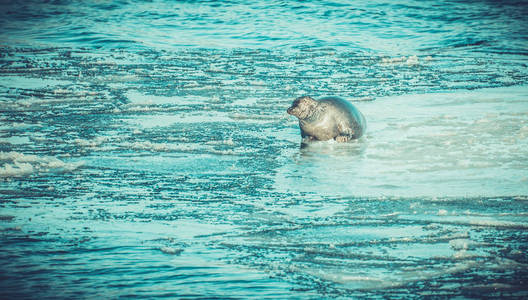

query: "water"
xmin=1 ymin=0 xmax=528 ymax=298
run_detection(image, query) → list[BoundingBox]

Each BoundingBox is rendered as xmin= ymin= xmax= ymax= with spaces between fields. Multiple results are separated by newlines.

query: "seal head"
xmin=288 ymin=96 xmax=366 ymax=142
xmin=287 ymin=96 xmax=318 ymax=120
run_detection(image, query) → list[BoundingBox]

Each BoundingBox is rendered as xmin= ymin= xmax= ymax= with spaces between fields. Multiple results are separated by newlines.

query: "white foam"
xmin=0 ymin=151 xmax=83 ymax=178
xmin=208 ymin=149 xmax=238 ymax=156
xmin=0 ymin=162 xmax=34 ymax=177
xmin=205 ymin=138 xmax=235 ymax=146
xmin=229 ymin=112 xmax=285 ymax=122
xmin=304 ymin=261 xmax=480 ymax=290
xmin=464 ymin=283 xmax=515 ymax=291
xmin=406 ymin=55 xmax=419 ymax=66
xmin=380 ymin=55 xmax=420 ymax=66
xmin=407 ymin=215 xmax=528 ymax=229
xmin=74 ymin=137 xmax=107 ymax=148
xmin=122 ymin=141 xmax=174 ymax=152
xmin=122 ymin=141 xmax=196 ymax=152
xmin=453 ymin=250 xmax=482 ymax=259
xmin=437 ymin=209 xmax=448 ymax=216
xmin=449 ymin=238 xmax=479 ymax=250
xmin=120 ymin=140 xmax=246 ymax=156
xmin=160 ymin=247 xmax=183 ymax=255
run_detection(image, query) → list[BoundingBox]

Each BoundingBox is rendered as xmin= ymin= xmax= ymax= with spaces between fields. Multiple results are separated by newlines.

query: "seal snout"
xmin=287 ymin=97 xmax=306 ymax=117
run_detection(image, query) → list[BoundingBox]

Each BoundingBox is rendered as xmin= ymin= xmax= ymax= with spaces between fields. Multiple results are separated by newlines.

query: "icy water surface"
xmin=1 ymin=0 xmax=528 ymax=298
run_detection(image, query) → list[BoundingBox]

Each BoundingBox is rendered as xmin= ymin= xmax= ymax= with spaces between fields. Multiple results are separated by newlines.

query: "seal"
xmin=287 ymin=96 xmax=366 ymax=142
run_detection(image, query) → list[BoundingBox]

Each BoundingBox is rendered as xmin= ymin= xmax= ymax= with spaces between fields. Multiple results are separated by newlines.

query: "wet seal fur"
xmin=287 ymin=96 xmax=366 ymax=142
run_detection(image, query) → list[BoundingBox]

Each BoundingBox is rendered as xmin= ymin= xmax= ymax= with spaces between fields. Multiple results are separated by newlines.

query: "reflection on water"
xmin=299 ymin=139 xmax=367 ymax=156
xmin=1 ymin=0 xmax=528 ymax=298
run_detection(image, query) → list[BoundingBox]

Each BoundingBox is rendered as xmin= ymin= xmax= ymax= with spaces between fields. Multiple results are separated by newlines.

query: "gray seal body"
xmin=287 ymin=96 xmax=366 ymax=142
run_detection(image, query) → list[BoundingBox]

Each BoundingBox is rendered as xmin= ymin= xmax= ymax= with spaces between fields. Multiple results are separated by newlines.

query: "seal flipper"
xmin=335 ymin=135 xmax=349 ymax=143
xmin=336 ymin=122 xmax=356 ymax=142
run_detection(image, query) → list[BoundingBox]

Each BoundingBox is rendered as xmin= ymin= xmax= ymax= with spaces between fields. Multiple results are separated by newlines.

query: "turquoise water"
xmin=1 ymin=0 xmax=528 ymax=298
